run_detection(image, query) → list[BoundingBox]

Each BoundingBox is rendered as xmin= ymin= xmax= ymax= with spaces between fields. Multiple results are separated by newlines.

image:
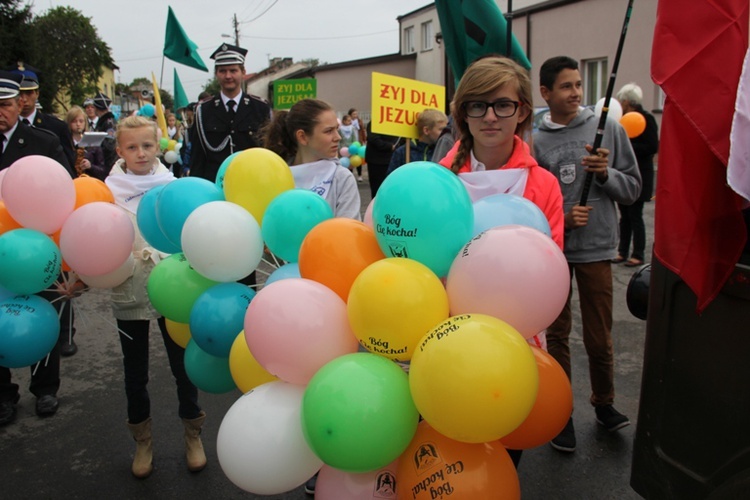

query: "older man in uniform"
xmin=0 ymin=71 xmax=74 ymax=426
xmin=188 ymin=43 xmax=271 ymax=181
xmin=11 ymin=63 xmax=76 ymax=169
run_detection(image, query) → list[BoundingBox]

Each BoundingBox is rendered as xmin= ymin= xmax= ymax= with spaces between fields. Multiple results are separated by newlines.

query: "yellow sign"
xmin=370 ymin=72 xmax=445 ymax=139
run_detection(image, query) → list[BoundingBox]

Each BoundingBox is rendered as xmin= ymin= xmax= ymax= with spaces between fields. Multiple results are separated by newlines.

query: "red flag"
xmin=651 ymin=0 xmax=749 ymax=312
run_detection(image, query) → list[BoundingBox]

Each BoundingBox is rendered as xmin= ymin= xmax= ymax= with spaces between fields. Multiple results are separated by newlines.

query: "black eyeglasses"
xmin=463 ymin=100 xmax=521 ymax=118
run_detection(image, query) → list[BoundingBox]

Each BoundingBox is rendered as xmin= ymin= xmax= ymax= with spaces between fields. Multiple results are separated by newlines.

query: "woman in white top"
xmin=263 ymin=99 xmax=361 ymax=220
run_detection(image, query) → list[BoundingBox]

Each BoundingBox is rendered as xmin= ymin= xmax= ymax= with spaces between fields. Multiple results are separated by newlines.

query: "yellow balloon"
xmin=167 ymin=139 xmax=178 ymax=151
xmin=409 ymin=314 xmax=538 ymax=443
xmin=165 ymin=318 xmax=191 ymax=348
xmin=348 ymin=258 xmax=449 ymax=361
xmin=223 ymin=148 xmax=295 ymax=224
xmin=349 ymin=155 xmax=363 ymax=168
xmin=228 ymin=331 xmax=278 ymax=393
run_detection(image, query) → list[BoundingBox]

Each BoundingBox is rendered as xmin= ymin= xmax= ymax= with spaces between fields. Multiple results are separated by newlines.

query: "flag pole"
xmin=579 ymin=0 xmax=635 ymax=206
xmin=505 ymin=1 xmax=513 ymax=58
xmin=159 ymin=56 xmax=165 ymax=89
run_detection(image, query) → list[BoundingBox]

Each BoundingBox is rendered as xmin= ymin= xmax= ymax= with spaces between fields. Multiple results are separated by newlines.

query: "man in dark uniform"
xmin=11 ymin=63 xmax=76 ymax=169
xmin=0 ymin=71 xmax=74 ymax=426
xmin=90 ymin=91 xmax=118 ymax=172
xmin=188 ymin=43 xmax=271 ymax=181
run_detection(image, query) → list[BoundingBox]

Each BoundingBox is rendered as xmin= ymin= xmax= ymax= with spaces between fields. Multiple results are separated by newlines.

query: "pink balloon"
xmin=446 ymin=225 xmax=570 ymax=339
xmin=339 ymin=147 xmax=351 ymax=158
xmin=244 ymin=278 xmax=359 ymax=384
xmin=363 ymin=197 xmax=375 ymax=228
xmin=60 ymin=202 xmax=135 ymax=276
xmin=0 ymin=169 xmax=7 ymax=201
xmin=1 ymin=155 xmax=75 ymax=234
xmin=78 ymin=253 xmax=135 ymax=289
xmin=316 ymin=460 xmax=399 ymax=500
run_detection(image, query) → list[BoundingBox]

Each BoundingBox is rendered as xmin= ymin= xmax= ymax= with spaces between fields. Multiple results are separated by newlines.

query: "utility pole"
xmin=232 ymin=13 xmax=240 ymax=46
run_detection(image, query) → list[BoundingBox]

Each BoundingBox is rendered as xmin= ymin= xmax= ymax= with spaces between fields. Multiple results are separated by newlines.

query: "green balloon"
xmin=146 ymin=253 xmax=218 ymax=323
xmin=301 ymin=353 xmax=419 ymax=472
xmin=159 ymin=137 xmax=169 ymax=150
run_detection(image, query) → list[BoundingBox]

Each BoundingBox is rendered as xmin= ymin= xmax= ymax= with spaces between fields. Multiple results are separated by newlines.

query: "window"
xmin=583 ymin=58 xmax=608 ymax=106
xmin=404 ymin=26 xmax=415 ymax=54
xmin=422 ymin=21 xmax=433 ymax=51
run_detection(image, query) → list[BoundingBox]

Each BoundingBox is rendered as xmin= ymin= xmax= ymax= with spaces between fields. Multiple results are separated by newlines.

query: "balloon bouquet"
xmin=0 ymin=156 xmax=122 ymax=368
xmin=169 ymin=156 xmax=570 ymax=498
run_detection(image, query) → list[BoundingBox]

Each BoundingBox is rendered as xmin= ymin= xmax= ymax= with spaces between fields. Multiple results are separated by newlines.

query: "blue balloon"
xmin=215 ymin=152 xmax=241 ymax=191
xmin=189 ymin=282 xmax=255 ymax=357
xmin=373 ymin=161 xmax=473 ymax=277
xmin=340 ymin=157 xmax=351 ymax=169
xmin=155 ymin=177 xmax=225 ymax=249
xmin=0 ymin=286 xmax=13 ymax=302
xmin=0 ymin=295 xmax=59 ymax=368
xmin=261 ymin=189 xmax=333 ymax=262
xmin=184 ymin=340 xmax=236 ymax=394
xmin=139 ymin=103 xmax=155 ymax=118
xmin=264 ymin=263 xmax=301 ymax=286
xmin=136 ymin=185 xmax=182 ymax=254
xmin=472 ymin=193 xmax=551 ymax=238
xmin=0 ymin=229 xmax=61 ymax=295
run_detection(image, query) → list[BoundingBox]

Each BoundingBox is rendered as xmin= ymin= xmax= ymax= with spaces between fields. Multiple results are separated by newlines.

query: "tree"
xmin=0 ymin=0 xmax=33 ymax=69
xmin=202 ymin=77 xmax=220 ymax=96
xmin=29 ymin=6 xmax=113 ymax=113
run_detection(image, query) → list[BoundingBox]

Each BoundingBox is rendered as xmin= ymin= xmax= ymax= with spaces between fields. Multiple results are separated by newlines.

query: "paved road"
xmin=0 ymin=173 xmax=652 ymax=499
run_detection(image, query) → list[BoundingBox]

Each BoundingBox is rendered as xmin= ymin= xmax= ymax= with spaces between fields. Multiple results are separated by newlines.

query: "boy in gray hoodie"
xmin=533 ymin=56 xmax=641 ymax=453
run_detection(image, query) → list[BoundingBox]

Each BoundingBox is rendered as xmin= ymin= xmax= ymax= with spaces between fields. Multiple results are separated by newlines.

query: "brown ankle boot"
xmin=183 ymin=411 xmax=207 ymax=472
xmin=126 ymin=417 xmax=153 ymax=478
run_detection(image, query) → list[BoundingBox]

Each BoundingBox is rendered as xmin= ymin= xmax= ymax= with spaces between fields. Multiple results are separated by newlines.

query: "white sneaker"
xmin=357 ymin=176 xmax=363 ymax=182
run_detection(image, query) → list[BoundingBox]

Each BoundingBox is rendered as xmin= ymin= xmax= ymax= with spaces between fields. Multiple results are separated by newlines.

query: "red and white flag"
xmin=728 ymin=48 xmax=750 ymax=205
xmin=651 ymin=0 xmax=749 ymax=312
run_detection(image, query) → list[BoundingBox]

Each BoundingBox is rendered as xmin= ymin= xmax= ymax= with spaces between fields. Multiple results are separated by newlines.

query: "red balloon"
xmin=500 ymin=346 xmax=573 ymax=449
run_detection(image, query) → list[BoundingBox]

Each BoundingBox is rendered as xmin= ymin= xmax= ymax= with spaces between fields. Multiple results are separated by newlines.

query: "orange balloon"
xmin=50 ymin=229 xmax=72 ymax=272
xmin=397 ymin=421 xmax=520 ymax=500
xmin=73 ymin=175 xmax=115 ymax=209
xmin=499 ymin=346 xmax=573 ymax=450
xmin=298 ymin=218 xmax=386 ymax=301
xmin=0 ymin=201 xmax=22 ymax=235
xmin=620 ymin=111 xmax=647 ymax=138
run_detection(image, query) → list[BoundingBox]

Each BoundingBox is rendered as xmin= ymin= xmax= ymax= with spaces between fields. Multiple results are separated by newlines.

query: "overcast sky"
xmin=30 ymin=0 xmax=435 ymax=101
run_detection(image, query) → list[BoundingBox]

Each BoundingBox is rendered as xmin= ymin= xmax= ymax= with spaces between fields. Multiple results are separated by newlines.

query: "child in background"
xmin=105 ymin=116 xmax=206 ymax=479
xmin=387 ymin=109 xmax=448 ymax=174
xmin=338 ymin=114 xmax=358 ymax=154
xmin=264 ymin=99 xmax=361 ymax=220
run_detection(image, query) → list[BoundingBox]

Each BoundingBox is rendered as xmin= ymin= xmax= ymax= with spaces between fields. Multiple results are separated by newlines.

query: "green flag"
xmin=435 ymin=0 xmax=531 ymax=86
xmin=163 ymin=6 xmax=208 ymax=72
xmin=173 ymin=69 xmax=189 ymax=113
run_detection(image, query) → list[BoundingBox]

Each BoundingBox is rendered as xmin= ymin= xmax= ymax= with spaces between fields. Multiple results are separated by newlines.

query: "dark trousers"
xmin=546 ymin=261 xmax=615 ymax=407
xmin=0 ymin=287 xmax=73 ymax=402
xmin=617 ymin=200 xmax=646 ymax=261
xmin=367 ymin=161 xmax=389 ymax=198
xmin=117 ymin=317 xmax=200 ymax=424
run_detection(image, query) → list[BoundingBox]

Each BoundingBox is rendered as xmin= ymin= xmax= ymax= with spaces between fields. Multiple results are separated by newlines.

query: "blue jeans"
xmin=117 ymin=317 xmax=200 ymax=424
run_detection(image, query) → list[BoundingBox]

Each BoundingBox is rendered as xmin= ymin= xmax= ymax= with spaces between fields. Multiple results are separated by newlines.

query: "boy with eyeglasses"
xmin=533 ymin=56 xmax=641 ymax=453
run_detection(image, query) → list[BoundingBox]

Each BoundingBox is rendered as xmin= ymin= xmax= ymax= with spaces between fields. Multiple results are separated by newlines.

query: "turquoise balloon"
xmin=348 ymin=142 xmax=362 ymax=155
xmin=301 ymin=353 xmax=419 ymax=473
xmin=136 ymin=185 xmax=181 ymax=254
xmin=215 ymin=152 xmax=241 ymax=191
xmin=0 ymin=295 xmax=59 ymax=368
xmin=184 ymin=340 xmax=236 ymax=394
xmin=0 ymin=229 xmax=61 ymax=295
xmin=155 ymin=177 xmax=225 ymax=249
xmin=261 ymin=189 xmax=333 ymax=262
xmin=472 ymin=193 xmax=551 ymax=238
xmin=189 ymin=282 xmax=256 ymax=357
xmin=357 ymin=145 xmax=366 ymax=158
xmin=264 ymin=263 xmax=300 ymax=287
xmin=373 ymin=161 xmax=473 ymax=277
xmin=147 ymin=253 xmax=219 ymax=323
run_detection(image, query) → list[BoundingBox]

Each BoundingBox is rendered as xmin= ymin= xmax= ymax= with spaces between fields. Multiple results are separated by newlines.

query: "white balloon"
xmin=594 ymin=97 xmax=622 ymax=122
xmin=217 ymin=382 xmax=323 ymax=495
xmin=181 ymin=201 xmax=263 ymax=282
xmin=78 ymin=253 xmax=135 ymax=289
xmin=174 ymin=142 xmax=183 ymax=154
xmin=164 ymin=150 xmax=179 ymax=164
